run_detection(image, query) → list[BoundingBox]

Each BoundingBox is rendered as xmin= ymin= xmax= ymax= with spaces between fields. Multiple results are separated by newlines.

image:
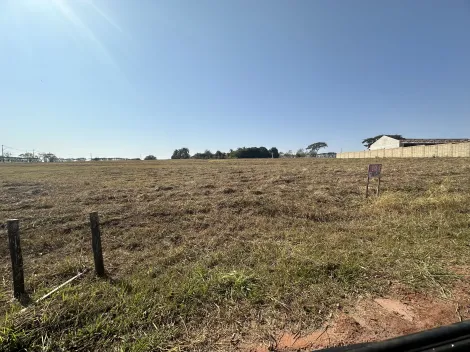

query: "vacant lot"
xmin=1 ymin=158 xmax=470 ymax=351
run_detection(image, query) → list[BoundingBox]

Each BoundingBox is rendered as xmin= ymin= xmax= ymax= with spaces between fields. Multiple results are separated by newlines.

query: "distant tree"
xmin=203 ymin=150 xmax=213 ymax=159
xmin=19 ymin=152 xmax=40 ymax=162
xmin=282 ymin=150 xmax=294 ymax=158
xmin=306 ymin=142 xmax=328 ymax=157
xmin=269 ymin=147 xmax=280 ymax=158
xmin=171 ymin=148 xmax=190 ymax=159
xmin=2 ymin=151 xmax=11 ymax=162
xmin=40 ymin=153 xmax=58 ymax=162
xmin=214 ymin=150 xmax=224 ymax=159
xmin=192 ymin=153 xmax=204 ymax=159
xmin=180 ymin=148 xmax=190 ymax=159
xmin=296 ymin=148 xmax=307 ymax=158
xmin=144 ymin=155 xmax=157 ymax=160
xmin=259 ymin=147 xmax=270 ymax=158
xmin=192 ymin=150 xmax=218 ymax=159
xmin=362 ymin=135 xmax=404 ymax=149
xmin=231 ymin=146 xmax=272 ymax=158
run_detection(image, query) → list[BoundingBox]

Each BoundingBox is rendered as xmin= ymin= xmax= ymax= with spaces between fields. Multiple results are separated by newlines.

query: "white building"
xmin=369 ymin=136 xmax=401 ymax=150
xmin=370 ymin=136 xmax=470 ymax=150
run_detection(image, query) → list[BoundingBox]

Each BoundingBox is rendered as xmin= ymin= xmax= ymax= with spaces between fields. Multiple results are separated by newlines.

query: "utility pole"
xmin=1 ymin=145 xmax=3 ymax=163
xmin=90 ymin=153 xmax=92 ymax=161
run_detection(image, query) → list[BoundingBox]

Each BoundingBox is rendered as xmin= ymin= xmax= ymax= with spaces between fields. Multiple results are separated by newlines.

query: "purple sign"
xmin=368 ymin=164 xmax=382 ymax=178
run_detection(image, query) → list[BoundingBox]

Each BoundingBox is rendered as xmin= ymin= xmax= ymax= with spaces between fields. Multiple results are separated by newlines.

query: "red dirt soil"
xmin=243 ymin=282 xmax=470 ymax=352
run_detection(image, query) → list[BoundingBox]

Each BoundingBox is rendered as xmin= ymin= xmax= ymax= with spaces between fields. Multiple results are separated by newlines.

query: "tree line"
xmin=73 ymin=136 xmax=400 ymax=161
xmin=168 ymin=135 xmax=400 ymax=160
xmin=3 ymin=135 xmax=401 ymax=163
xmin=2 ymin=151 xmax=149 ymax=163
xmin=4 ymin=135 xmax=400 ymax=163
xmin=171 ymin=142 xmax=328 ymax=159
xmin=11 ymin=152 xmax=60 ymax=162
xmin=171 ymin=147 xmax=280 ymax=159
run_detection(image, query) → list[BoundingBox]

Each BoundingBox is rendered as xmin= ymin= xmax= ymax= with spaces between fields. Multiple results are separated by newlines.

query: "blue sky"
xmin=1 ymin=0 xmax=469 ymax=159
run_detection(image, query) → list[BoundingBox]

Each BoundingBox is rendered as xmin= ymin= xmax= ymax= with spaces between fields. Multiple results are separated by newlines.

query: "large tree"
xmin=171 ymin=148 xmax=190 ymax=159
xmin=306 ymin=142 xmax=328 ymax=156
xmin=362 ymin=135 xmax=404 ymax=149
xmin=144 ymin=155 xmax=157 ymax=160
xmin=269 ymin=147 xmax=280 ymax=158
xmin=180 ymin=148 xmax=190 ymax=159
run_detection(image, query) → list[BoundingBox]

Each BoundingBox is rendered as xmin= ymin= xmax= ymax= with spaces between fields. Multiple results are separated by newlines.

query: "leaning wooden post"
xmin=7 ymin=219 xmax=25 ymax=299
xmin=365 ymin=174 xmax=370 ymax=198
xmin=89 ymin=212 xmax=105 ymax=277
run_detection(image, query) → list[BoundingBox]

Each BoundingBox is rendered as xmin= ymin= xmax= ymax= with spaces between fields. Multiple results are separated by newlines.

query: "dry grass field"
xmin=1 ymin=158 xmax=470 ymax=351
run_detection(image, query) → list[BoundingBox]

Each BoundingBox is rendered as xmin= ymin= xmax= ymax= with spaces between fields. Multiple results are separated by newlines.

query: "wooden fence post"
xmin=7 ymin=219 xmax=25 ymax=299
xmin=365 ymin=176 xmax=370 ymax=198
xmin=89 ymin=212 xmax=105 ymax=277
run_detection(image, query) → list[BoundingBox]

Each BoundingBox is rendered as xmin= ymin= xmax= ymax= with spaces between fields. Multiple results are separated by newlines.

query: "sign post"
xmin=366 ymin=164 xmax=382 ymax=198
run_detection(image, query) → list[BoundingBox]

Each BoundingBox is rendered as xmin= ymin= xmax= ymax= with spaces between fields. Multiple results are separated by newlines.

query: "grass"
xmin=1 ymin=158 xmax=470 ymax=351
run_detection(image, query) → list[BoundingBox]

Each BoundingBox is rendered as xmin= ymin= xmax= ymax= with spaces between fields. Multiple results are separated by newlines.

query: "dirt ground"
xmin=245 ymin=277 xmax=470 ymax=351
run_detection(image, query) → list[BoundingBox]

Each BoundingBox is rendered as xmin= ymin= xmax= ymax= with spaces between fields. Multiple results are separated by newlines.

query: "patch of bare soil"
xmin=244 ymin=283 xmax=470 ymax=351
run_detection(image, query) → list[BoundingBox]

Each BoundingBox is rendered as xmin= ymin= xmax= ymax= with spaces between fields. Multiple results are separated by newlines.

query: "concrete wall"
xmin=337 ymin=142 xmax=470 ymax=159
xmin=369 ymin=136 xmax=401 ymax=150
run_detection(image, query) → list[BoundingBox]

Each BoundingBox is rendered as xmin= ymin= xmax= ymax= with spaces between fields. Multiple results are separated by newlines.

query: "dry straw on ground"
xmin=1 ymin=158 xmax=470 ymax=351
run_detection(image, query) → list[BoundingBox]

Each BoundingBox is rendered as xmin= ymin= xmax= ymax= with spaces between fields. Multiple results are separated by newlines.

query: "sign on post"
xmin=366 ymin=164 xmax=382 ymax=198
xmin=368 ymin=164 xmax=382 ymax=178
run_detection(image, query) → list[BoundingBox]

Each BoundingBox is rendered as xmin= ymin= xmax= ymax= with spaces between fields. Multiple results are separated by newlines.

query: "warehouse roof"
xmin=400 ymin=138 xmax=470 ymax=144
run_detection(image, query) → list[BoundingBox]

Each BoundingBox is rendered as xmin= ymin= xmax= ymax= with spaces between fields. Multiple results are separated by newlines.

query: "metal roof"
xmin=400 ymin=139 xmax=470 ymax=144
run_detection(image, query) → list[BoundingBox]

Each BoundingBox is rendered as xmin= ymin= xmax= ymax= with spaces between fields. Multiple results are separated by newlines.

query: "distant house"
xmin=369 ymin=136 xmax=470 ymax=150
